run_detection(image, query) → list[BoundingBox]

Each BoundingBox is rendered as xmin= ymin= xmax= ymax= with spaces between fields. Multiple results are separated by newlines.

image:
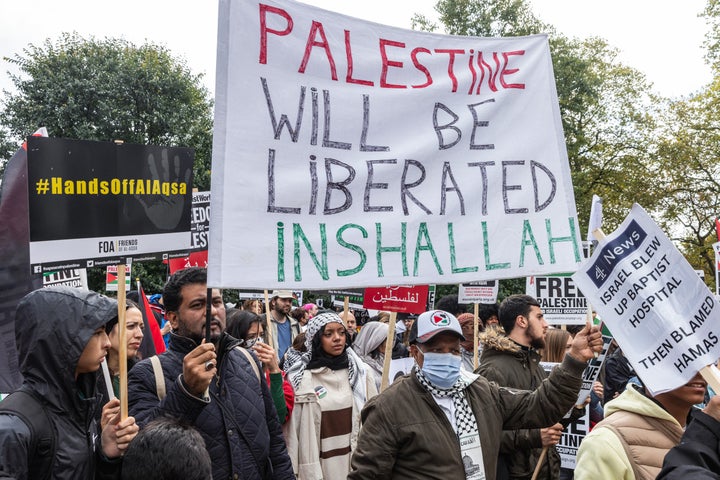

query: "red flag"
xmin=138 ymin=282 xmax=166 ymax=354
xmin=715 ymin=218 xmax=720 ymax=242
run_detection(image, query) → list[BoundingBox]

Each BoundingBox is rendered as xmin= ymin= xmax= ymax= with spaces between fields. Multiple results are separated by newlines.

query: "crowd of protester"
xmin=1 ymin=267 xmax=719 ymax=479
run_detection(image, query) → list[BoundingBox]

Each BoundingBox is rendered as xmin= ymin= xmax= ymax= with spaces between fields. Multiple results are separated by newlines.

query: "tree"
xmin=654 ymin=78 xmax=720 ymax=291
xmin=0 ymin=126 xmax=15 ymax=176
xmin=0 ymin=33 xmax=213 ymax=190
xmin=0 ymin=34 xmax=215 ymax=292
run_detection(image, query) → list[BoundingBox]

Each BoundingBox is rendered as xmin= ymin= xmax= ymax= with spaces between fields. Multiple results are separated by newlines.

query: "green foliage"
xmin=0 ymin=126 xmax=17 ymax=177
xmin=86 ymin=261 xmax=170 ymax=296
xmin=0 ymin=33 xmax=214 ymax=190
xmin=654 ymin=77 xmax=720 ymax=290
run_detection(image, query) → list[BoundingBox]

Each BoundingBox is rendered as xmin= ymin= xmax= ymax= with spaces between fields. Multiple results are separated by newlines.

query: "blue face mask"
xmin=420 ymin=351 xmax=462 ymax=389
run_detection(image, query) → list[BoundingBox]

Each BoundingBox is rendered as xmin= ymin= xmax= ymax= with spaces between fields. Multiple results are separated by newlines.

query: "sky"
xmin=0 ymin=0 xmax=712 ymax=101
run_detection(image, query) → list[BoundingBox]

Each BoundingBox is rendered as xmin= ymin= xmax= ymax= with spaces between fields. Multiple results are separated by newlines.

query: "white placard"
xmin=526 ymin=274 xmax=587 ymax=325
xmin=458 ymin=281 xmax=499 ymax=304
xmin=209 ymin=0 xmax=582 ymax=289
xmin=573 ymin=204 xmax=720 ymax=395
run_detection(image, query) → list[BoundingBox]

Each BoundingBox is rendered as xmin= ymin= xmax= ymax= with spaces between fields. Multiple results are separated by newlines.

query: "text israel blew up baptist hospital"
xmin=590 ymin=225 xmax=718 ymax=374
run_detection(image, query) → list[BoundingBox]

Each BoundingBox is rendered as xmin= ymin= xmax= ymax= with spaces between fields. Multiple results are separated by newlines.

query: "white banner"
xmin=572 ymin=204 xmax=720 ymax=395
xmin=209 ymin=0 xmax=582 ymax=289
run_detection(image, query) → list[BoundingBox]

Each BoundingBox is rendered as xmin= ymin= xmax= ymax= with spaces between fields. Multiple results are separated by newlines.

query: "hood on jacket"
xmin=478 ymin=324 xmax=521 ymax=354
xmin=604 ymin=383 xmax=679 ymax=426
xmin=15 ymin=286 xmax=118 ymax=411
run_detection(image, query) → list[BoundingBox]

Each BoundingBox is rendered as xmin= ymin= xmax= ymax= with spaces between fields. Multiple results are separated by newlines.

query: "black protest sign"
xmin=27 ymin=137 xmax=193 ymax=272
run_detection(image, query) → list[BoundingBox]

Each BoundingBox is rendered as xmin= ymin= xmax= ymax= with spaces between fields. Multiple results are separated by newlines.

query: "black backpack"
xmin=0 ymin=390 xmax=55 ymax=479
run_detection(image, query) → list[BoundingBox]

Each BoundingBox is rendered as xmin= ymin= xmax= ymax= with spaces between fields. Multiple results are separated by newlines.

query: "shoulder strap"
xmin=0 ymin=390 xmax=56 ymax=480
xmin=235 ymin=346 xmax=262 ymax=384
xmin=150 ymin=355 xmax=166 ymax=400
xmin=601 ymin=423 xmax=644 ymax=480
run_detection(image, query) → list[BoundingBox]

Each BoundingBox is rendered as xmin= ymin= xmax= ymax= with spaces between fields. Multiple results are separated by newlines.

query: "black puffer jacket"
xmin=0 ymin=287 xmax=120 ymax=479
xmin=478 ymin=327 xmax=561 ymax=480
xmin=128 ymin=331 xmax=294 ymax=480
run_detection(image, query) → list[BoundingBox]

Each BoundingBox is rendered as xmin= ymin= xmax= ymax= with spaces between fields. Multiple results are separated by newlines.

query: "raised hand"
xmin=182 ymin=340 xmax=217 ymax=397
xmin=568 ymin=321 xmax=603 ymax=362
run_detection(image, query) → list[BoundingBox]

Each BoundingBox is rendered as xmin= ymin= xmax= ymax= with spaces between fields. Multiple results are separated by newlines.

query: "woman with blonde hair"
xmin=541 ymin=328 xmax=572 ymax=363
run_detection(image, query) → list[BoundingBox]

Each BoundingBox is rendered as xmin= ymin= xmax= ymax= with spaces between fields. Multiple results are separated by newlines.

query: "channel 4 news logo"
xmin=587 ymin=220 xmax=647 ymax=288
xmin=32 ymin=265 xmax=42 ymax=274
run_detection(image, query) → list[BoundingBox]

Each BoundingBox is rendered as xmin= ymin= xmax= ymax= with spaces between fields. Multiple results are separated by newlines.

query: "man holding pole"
xmin=349 ymin=308 xmax=602 ymax=480
xmin=477 ymin=294 xmax=567 ymax=480
xmin=127 ymin=267 xmax=293 ymax=480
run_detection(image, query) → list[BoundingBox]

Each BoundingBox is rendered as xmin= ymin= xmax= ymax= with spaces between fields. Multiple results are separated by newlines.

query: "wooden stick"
xmin=117 ymin=264 xmax=128 ymax=419
xmin=588 ymin=228 xmax=608 ymax=359
xmin=380 ymin=311 xmax=398 ymax=392
xmin=531 ymin=446 xmax=549 ymax=480
xmin=343 ymin=296 xmax=350 ymax=325
xmin=473 ymin=303 xmax=479 ymax=370
xmin=700 ymin=364 xmax=720 ymax=394
xmin=263 ymin=290 xmax=275 ymax=349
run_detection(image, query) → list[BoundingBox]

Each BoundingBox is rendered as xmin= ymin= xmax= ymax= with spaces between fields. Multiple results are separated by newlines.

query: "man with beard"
xmin=127 ymin=267 xmax=293 ymax=480
xmin=268 ymin=290 xmax=301 ymax=363
xmin=477 ymin=294 xmax=564 ymax=480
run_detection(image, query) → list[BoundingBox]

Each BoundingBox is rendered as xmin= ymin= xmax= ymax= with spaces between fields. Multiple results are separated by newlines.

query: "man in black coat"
xmin=128 ymin=267 xmax=293 ymax=479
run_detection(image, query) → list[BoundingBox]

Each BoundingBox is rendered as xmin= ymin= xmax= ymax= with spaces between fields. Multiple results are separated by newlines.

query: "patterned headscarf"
xmin=287 ymin=311 xmax=360 ymax=390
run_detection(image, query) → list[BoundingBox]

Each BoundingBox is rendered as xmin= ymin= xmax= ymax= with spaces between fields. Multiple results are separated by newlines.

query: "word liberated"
xmin=268 ymin=153 xmax=557 ymax=216
xmin=275 ymin=218 xmax=580 ymax=281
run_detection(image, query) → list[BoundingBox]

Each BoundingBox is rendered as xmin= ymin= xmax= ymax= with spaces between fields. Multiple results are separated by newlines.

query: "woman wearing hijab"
xmin=285 ymin=311 xmax=378 ymax=479
xmin=350 ymin=321 xmax=389 ymax=391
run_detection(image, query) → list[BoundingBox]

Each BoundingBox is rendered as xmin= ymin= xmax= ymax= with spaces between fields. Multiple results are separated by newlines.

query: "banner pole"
xmin=205 ymin=288 xmax=212 ymax=343
xmin=473 ymin=303 xmax=479 ymax=370
xmin=531 ymin=447 xmax=548 ymax=480
xmin=117 ymin=264 xmax=128 ymax=419
xmin=263 ymin=290 xmax=275 ymax=350
xmin=380 ymin=311 xmax=398 ymax=392
xmin=700 ymin=364 xmax=720 ymax=394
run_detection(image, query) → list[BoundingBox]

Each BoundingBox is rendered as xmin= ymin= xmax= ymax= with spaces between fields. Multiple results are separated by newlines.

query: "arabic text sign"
xmin=572 ymin=204 xmax=720 ymax=394
xmin=27 ymin=137 xmax=193 ymax=272
xmin=207 ymin=0 xmax=582 ymax=289
xmin=363 ymin=285 xmax=429 ymax=314
xmin=526 ymin=275 xmax=587 ymax=325
xmin=458 ymin=281 xmax=499 ymax=304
